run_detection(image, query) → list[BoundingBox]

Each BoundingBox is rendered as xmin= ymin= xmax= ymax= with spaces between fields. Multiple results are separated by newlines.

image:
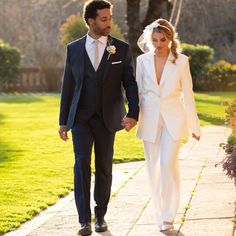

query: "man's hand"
xmin=192 ymin=133 xmax=200 ymax=141
xmin=121 ymin=117 xmax=137 ymax=132
xmin=59 ymin=125 xmax=69 ymax=141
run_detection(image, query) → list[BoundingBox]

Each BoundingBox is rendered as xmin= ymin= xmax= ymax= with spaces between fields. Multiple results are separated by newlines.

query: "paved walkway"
xmin=4 ymin=126 xmax=236 ymax=236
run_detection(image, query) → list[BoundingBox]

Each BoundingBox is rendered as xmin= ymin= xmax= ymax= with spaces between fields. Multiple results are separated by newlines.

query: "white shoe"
xmin=159 ymin=222 xmax=174 ymax=232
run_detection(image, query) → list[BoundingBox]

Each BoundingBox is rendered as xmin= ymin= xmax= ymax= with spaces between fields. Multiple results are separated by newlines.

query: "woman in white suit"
xmin=135 ymin=18 xmax=201 ymax=231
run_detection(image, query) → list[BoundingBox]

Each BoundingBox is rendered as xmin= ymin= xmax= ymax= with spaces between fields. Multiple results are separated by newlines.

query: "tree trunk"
xmin=126 ymin=0 xmax=143 ymax=59
xmin=126 ymin=0 xmax=172 ymax=59
xmin=142 ymin=0 xmax=172 ymax=27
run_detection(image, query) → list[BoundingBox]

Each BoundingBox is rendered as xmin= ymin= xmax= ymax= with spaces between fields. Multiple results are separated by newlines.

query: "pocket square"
xmin=111 ymin=61 xmax=122 ymax=65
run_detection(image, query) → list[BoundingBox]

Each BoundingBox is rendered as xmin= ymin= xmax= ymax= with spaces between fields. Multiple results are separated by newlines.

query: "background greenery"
xmin=60 ymin=13 xmax=124 ymax=45
xmin=0 ymin=92 xmax=235 ymax=234
xmin=181 ymin=44 xmax=236 ymax=92
xmin=0 ymin=39 xmax=21 ymax=91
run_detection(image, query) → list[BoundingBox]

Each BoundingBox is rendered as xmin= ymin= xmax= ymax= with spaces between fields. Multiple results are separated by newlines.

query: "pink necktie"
xmin=94 ymin=40 xmax=99 ymax=71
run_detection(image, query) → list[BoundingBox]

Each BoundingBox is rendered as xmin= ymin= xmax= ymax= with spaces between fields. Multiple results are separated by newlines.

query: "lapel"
xmin=73 ymin=35 xmax=111 ymax=82
xmin=97 ymin=44 xmax=109 ymax=73
xmin=102 ymin=35 xmax=113 ymax=82
xmin=159 ymin=52 xmax=175 ymax=87
xmin=144 ymin=52 xmax=157 ymax=86
xmin=144 ymin=51 xmax=175 ymax=87
xmin=72 ymin=36 xmax=86 ymax=81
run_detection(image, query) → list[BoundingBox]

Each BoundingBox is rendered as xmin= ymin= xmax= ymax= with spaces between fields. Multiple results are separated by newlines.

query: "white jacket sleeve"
xmin=181 ymin=57 xmax=201 ymax=136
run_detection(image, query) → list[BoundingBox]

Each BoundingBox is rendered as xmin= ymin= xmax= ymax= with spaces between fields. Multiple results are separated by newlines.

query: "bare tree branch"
xmin=169 ymin=0 xmax=177 ymax=23
xmin=174 ymin=0 xmax=183 ymax=28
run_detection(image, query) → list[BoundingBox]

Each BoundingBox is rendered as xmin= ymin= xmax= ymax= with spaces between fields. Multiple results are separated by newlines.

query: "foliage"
xmin=181 ymin=43 xmax=214 ymax=91
xmin=225 ymin=99 xmax=236 ymax=119
xmin=220 ymin=139 xmax=236 ymax=179
xmin=0 ymin=39 xmax=21 ymax=91
xmin=228 ymin=131 xmax=236 ymax=146
xmin=218 ymin=100 xmax=236 ymax=179
xmin=60 ymin=14 xmax=124 ymax=46
xmin=207 ymin=60 xmax=236 ymax=91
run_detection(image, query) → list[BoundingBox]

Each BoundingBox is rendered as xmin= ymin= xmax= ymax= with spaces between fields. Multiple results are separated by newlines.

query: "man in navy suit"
xmin=58 ymin=0 xmax=139 ymax=235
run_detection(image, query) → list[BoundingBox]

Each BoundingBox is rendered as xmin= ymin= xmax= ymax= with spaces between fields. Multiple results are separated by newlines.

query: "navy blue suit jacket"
xmin=59 ymin=35 xmax=139 ymax=133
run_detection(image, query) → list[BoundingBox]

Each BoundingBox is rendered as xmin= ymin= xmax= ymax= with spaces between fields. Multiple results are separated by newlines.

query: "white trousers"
xmin=143 ymin=115 xmax=181 ymax=227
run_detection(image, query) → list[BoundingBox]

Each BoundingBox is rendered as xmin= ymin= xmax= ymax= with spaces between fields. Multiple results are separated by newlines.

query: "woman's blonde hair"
xmin=152 ymin=18 xmax=181 ymax=63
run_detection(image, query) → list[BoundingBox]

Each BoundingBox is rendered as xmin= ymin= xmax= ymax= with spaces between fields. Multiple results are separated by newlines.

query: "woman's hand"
xmin=192 ymin=133 xmax=200 ymax=141
xmin=121 ymin=117 xmax=137 ymax=132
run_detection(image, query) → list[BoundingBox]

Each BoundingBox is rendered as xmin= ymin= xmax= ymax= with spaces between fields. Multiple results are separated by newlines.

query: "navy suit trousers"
xmin=71 ymin=114 xmax=115 ymax=223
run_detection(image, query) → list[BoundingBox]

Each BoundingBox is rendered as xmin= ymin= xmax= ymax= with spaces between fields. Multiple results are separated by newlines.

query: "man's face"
xmin=88 ymin=8 xmax=112 ymax=36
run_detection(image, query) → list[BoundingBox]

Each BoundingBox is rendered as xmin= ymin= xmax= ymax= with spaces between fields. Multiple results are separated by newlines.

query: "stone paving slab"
xmin=180 ymin=219 xmax=233 ymax=236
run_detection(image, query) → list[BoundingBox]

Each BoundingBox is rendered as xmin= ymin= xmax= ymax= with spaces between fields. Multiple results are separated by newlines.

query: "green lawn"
xmin=195 ymin=92 xmax=236 ymax=126
xmin=0 ymin=92 xmax=235 ymax=234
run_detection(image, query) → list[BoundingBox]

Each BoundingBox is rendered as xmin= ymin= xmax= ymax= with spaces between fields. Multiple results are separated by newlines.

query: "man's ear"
xmin=88 ymin=18 xmax=94 ymax=27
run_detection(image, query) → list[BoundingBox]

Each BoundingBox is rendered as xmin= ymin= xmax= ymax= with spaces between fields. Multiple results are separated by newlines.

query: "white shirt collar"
xmin=86 ymin=34 xmax=108 ymax=46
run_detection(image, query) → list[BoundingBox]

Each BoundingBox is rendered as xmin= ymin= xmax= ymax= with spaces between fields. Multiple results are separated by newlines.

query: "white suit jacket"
xmin=136 ymin=51 xmax=201 ymax=142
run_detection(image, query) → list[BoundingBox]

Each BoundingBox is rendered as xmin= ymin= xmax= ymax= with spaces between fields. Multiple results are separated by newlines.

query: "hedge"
xmin=181 ymin=43 xmax=214 ymax=91
xmin=207 ymin=60 xmax=236 ymax=91
xmin=0 ymin=39 xmax=21 ymax=90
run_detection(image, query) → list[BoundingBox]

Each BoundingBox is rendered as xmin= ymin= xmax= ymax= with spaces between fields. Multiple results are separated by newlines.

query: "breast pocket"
xmin=109 ymin=60 xmax=124 ymax=76
xmin=111 ymin=61 xmax=122 ymax=65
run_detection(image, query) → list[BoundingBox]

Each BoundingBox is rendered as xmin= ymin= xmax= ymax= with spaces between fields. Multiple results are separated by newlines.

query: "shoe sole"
xmin=95 ymin=226 xmax=108 ymax=232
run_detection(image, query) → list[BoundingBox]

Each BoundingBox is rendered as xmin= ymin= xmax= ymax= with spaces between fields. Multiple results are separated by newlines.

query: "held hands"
xmin=192 ymin=133 xmax=200 ymax=141
xmin=59 ymin=125 xmax=69 ymax=141
xmin=121 ymin=117 xmax=137 ymax=132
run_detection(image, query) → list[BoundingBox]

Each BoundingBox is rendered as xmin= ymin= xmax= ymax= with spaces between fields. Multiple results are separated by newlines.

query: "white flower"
xmin=106 ymin=45 xmax=116 ymax=60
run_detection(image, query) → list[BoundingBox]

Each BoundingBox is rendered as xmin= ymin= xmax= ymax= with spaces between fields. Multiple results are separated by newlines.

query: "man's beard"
xmin=94 ymin=26 xmax=111 ymax=36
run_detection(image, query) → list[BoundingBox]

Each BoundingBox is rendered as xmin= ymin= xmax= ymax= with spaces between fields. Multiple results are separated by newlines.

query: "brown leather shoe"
xmin=95 ymin=217 xmax=108 ymax=232
xmin=78 ymin=222 xmax=92 ymax=235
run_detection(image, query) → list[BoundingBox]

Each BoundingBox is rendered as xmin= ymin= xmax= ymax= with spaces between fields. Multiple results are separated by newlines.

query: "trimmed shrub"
xmin=0 ymin=39 xmax=21 ymax=90
xmin=60 ymin=14 xmax=124 ymax=46
xmin=181 ymin=43 xmax=214 ymax=91
xmin=207 ymin=60 xmax=236 ymax=91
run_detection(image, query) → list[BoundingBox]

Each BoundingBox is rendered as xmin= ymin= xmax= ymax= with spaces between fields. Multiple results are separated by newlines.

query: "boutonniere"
xmin=106 ymin=38 xmax=116 ymax=60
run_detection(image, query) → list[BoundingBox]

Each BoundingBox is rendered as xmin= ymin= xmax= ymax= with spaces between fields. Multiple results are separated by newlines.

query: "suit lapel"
xmin=102 ymin=35 xmax=112 ymax=82
xmin=144 ymin=52 xmax=158 ymax=87
xmin=143 ymin=51 xmax=175 ymax=87
xmin=98 ymin=45 xmax=109 ymax=72
xmin=159 ymin=52 xmax=174 ymax=87
xmin=72 ymin=36 xmax=86 ymax=81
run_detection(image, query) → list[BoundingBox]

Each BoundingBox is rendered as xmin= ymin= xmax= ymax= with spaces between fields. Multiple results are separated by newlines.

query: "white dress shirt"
xmin=85 ymin=34 xmax=108 ymax=69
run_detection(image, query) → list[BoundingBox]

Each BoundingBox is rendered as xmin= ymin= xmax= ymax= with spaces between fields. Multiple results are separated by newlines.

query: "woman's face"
xmin=151 ymin=31 xmax=171 ymax=54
